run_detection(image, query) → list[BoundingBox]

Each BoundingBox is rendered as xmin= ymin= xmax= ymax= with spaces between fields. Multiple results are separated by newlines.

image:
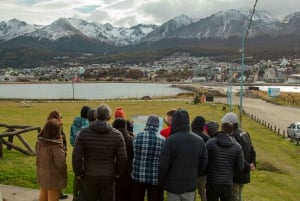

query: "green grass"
xmin=0 ymin=100 xmax=300 ymax=201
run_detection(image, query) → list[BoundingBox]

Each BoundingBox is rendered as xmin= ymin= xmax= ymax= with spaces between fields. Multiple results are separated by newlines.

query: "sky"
xmin=0 ymin=0 xmax=299 ymax=27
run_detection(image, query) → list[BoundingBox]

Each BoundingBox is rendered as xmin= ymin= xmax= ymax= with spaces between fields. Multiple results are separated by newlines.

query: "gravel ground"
xmin=215 ymin=96 xmax=300 ymax=136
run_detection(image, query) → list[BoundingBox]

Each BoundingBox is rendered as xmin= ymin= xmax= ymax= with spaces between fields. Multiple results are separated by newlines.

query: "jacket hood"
xmin=170 ymin=109 xmax=190 ymax=134
xmin=89 ymin=120 xmax=113 ymax=134
xmin=38 ymin=137 xmax=63 ymax=144
xmin=215 ymin=131 xmax=236 ymax=148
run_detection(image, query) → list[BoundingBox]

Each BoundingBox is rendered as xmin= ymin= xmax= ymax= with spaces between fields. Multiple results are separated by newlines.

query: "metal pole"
xmin=72 ymin=80 xmax=75 ymax=100
xmin=240 ymin=34 xmax=245 ymax=128
xmin=229 ymin=64 xmax=233 ymax=111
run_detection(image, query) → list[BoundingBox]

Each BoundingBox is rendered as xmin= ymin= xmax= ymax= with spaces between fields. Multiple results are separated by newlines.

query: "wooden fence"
xmin=0 ymin=124 xmax=41 ymax=158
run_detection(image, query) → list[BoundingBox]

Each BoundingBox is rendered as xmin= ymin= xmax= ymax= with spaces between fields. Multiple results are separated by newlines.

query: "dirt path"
xmin=0 ymin=184 xmax=73 ymax=201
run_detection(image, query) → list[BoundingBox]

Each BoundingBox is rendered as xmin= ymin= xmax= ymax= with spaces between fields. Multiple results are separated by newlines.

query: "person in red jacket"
xmin=160 ymin=109 xmax=176 ymax=138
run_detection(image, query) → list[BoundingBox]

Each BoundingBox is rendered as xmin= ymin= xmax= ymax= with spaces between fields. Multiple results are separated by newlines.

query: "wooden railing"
xmin=0 ymin=124 xmax=41 ymax=157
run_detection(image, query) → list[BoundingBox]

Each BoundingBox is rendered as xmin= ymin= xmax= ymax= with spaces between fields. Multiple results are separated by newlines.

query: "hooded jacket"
xmin=72 ymin=120 xmax=127 ymax=177
xmin=206 ymin=131 xmax=244 ymax=185
xmin=36 ymin=137 xmax=67 ymax=190
xmin=159 ymin=109 xmax=208 ymax=194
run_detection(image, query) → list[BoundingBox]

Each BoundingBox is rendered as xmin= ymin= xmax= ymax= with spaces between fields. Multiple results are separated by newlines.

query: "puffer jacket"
xmin=72 ymin=120 xmax=127 ymax=177
xmin=232 ymin=128 xmax=256 ymax=184
xmin=206 ymin=131 xmax=244 ymax=185
xmin=159 ymin=109 xmax=208 ymax=194
xmin=36 ymin=137 xmax=67 ymax=190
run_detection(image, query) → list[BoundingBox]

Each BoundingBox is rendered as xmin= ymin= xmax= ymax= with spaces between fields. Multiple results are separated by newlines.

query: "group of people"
xmin=35 ymin=104 xmax=256 ymax=201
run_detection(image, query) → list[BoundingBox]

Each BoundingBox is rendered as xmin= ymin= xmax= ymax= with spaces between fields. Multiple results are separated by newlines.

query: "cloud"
xmin=0 ymin=0 xmax=298 ymax=26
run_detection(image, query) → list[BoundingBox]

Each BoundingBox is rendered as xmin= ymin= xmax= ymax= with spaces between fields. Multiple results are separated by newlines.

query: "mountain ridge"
xmin=0 ymin=8 xmax=299 ymax=67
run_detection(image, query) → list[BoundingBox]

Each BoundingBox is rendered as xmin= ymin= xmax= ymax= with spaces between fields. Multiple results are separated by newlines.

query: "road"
xmin=215 ymin=96 xmax=300 ymax=135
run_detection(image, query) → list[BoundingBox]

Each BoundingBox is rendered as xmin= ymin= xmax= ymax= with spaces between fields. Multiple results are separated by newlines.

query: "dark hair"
xmin=112 ymin=118 xmax=127 ymax=129
xmin=40 ymin=119 xmax=61 ymax=139
xmin=166 ymin=109 xmax=176 ymax=116
xmin=87 ymin=109 xmax=96 ymax=122
xmin=47 ymin=110 xmax=61 ymax=120
xmin=221 ymin=122 xmax=233 ymax=134
xmin=81 ymin=106 xmax=91 ymax=118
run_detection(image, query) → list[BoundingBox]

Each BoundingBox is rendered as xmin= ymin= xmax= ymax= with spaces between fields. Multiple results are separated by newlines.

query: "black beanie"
xmin=191 ymin=116 xmax=206 ymax=132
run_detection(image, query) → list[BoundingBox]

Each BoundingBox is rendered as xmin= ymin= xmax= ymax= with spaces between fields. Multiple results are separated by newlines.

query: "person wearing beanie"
xmin=191 ymin=115 xmax=209 ymax=201
xmin=115 ymin=107 xmax=134 ymax=136
xmin=206 ymin=120 xmax=220 ymax=138
xmin=221 ymin=112 xmax=256 ymax=201
xmin=206 ymin=122 xmax=244 ymax=201
xmin=132 ymin=115 xmax=165 ymax=201
xmin=191 ymin=116 xmax=209 ymax=142
xmin=72 ymin=103 xmax=127 ymax=201
xmin=159 ymin=109 xmax=208 ymax=201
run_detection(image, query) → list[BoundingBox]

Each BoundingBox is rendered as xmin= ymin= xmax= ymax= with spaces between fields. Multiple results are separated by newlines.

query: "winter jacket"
xmin=132 ymin=125 xmax=165 ymax=185
xmin=206 ymin=131 xmax=244 ymax=185
xmin=70 ymin=116 xmax=89 ymax=146
xmin=72 ymin=120 xmax=127 ymax=177
xmin=159 ymin=109 xmax=208 ymax=194
xmin=36 ymin=137 xmax=67 ymax=190
xmin=113 ymin=118 xmax=134 ymax=191
xmin=232 ymin=128 xmax=256 ymax=184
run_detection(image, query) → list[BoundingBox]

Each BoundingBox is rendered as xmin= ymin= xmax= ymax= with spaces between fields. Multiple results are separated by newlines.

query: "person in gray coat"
xmin=159 ymin=109 xmax=208 ymax=201
xmin=72 ymin=103 xmax=127 ymax=201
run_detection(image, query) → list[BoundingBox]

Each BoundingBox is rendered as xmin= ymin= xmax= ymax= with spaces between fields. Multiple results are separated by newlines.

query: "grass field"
xmin=0 ymin=100 xmax=299 ymax=201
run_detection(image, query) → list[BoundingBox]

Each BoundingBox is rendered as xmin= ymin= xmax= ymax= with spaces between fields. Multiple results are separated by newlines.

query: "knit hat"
xmin=191 ymin=116 xmax=206 ymax=132
xmin=206 ymin=120 xmax=219 ymax=137
xmin=115 ymin=107 xmax=125 ymax=118
xmin=87 ymin=109 xmax=96 ymax=122
xmin=221 ymin=112 xmax=239 ymax=124
xmin=146 ymin=115 xmax=160 ymax=127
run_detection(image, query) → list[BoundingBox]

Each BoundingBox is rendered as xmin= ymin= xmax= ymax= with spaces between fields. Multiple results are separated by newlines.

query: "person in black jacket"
xmin=206 ymin=122 xmax=244 ymax=201
xmin=221 ymin=112 xmax=256 ymax=201
xmin=113 ymin=118 xmax=134 ymax=201
xmin=159 ymin=109 xmax=208 ymax=201
xmin=72 ymin=103 xmax=128 ymax=201
xmin=191 ymin=115 xmax=209 ymax=201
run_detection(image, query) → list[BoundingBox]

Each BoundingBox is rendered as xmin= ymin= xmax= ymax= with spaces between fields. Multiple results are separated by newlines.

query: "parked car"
xmin=287 ymin=122 xmax=300 ymax=139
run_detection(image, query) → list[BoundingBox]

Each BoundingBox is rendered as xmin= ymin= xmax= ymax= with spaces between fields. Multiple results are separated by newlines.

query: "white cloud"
xmin=0 ymin=0 xmax=298 ymax=26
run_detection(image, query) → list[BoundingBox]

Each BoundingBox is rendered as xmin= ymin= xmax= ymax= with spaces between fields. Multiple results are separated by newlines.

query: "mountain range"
xmin=0 ymin=8 xmax=299 ymax=67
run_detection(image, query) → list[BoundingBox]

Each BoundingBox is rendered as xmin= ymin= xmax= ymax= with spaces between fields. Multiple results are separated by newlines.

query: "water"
xmin=0 ymin=83 xmax=187 ymax=99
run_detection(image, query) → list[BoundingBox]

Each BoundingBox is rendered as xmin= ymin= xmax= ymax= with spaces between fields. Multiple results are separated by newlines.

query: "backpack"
xmin=236 ymin=130 xmax=256 ymax=164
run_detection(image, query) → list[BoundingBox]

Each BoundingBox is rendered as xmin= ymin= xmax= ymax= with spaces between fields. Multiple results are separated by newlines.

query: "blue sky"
xmin=0 ymin=0 xmax=299 ymax=27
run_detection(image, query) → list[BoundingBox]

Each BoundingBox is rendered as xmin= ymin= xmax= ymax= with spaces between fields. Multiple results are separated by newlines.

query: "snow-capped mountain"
xmin=0 ymin=19 xmax=40 ymax=41
xmin=0 ymin=9 xmax=299 ymax=53
xmin=140 ymin=14 xmax=195 ymax=42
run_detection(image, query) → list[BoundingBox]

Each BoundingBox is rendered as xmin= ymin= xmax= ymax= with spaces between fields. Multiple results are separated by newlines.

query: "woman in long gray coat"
xmin=36 ymin=118 xmax=67 ymax=201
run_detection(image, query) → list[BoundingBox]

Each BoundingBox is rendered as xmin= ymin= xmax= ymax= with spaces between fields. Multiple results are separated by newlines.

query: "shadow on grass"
xmin=256 ymin=161 xmax=286 ymax=174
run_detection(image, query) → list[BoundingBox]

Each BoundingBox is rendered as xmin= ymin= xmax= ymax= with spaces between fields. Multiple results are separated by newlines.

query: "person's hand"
xmin=250 ymin=163 xmax=256 ymax=170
